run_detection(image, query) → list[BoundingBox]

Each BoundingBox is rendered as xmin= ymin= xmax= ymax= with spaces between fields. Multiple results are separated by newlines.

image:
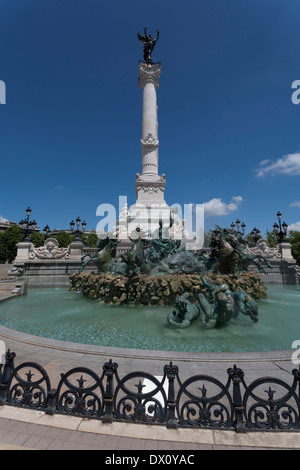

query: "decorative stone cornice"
xmin=136 ymin=184 xmax=165 ymax=195
xmin=136 ymin=173 xmax=166 ymax=184
xmin=138 ymin=61 xmax=161 ymax=88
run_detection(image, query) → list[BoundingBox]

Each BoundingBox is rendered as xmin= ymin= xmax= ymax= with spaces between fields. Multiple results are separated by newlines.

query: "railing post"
xmin=165 ymin=362 xmax=178 ymax=429
xmin=0 ymin=349 xmax=16 ymax=405
xmin=295 ymin=367 xmax=300 ymax=398
xmin=228 ymin=364 xmax=247 ymax=433
xmin=45 ymin=388 xmax=57 ymax=415
xmin=102 ymin=359 xmax=118 ymax=423
xmin=292 ymin=366 xmax=300 ymax=417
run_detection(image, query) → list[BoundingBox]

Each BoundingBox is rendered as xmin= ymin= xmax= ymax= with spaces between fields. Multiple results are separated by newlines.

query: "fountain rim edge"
xmin=0 ymin=323 xmax=293 ymax=364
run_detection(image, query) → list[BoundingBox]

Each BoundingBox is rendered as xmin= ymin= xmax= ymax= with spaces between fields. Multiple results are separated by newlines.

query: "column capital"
xmin=138 ymin=61 xmax=162 ymax=88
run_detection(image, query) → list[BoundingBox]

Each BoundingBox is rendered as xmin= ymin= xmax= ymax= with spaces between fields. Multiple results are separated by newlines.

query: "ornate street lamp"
xmin=70 ymin=217 xmax=87 ymax=241
xmin=19 ymin=207 xmax=37 ymax=241
xmin=43 ymin=225 xmax=51 ymax=240
xmin=251 ymin=227 xmax=261 ymax=244
xmin=231 ymin=219 xmax=246 ymax=235
xmin=273 ymin=211 xmax=288 ymax=243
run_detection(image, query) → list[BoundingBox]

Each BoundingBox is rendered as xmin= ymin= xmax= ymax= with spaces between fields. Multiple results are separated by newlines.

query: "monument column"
xmin=140 ymin=62 xmax=160 ymax=176
xmin=123 ymin=29 xmax=184 ymax=241
xmin=135 ymin=61 xmax=166 ymax=206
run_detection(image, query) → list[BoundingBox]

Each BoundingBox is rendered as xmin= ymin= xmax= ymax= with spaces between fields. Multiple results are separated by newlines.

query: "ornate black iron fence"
xmin=0 ymin=349 xmax=299 ymax=433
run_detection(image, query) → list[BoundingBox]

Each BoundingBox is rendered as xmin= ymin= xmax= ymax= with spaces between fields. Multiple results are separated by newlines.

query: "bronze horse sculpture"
xmin=79 ymin=236 xmax=119 ymax=273
xmin=181 ymin=227 xmax=272 ymax=275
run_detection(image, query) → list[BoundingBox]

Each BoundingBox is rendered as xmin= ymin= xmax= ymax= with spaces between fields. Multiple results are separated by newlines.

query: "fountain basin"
xmin=0 ymin=284 xmax=299 ymax=353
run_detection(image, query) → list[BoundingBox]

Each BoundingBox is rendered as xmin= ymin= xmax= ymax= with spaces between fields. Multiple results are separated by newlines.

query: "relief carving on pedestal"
xmin=247 ymin=239 xmax=281 ymax=259
xmin=141 ymin=185 xmax=164 ymax=195
xmin=29 ymin=238 xmax=70 ymax=260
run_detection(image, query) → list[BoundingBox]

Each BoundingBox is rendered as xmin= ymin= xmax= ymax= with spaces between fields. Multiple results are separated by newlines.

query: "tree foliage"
xmin=52 ymin=231 xmax=75 ymax=248
xmin=0 ymin=225 xmax=23 ymax=262
xmin=244 ymin=231 xmax=262 ymax=247
xmin=29 ymin=231 xmax=45 ymax=247
xmin=287 ymin=231 xmax=300 ymax=264
xmin=265 ymin=230 xmax=278 ymax=248
xmin=85 ymin=232 xmax=99 ymax=247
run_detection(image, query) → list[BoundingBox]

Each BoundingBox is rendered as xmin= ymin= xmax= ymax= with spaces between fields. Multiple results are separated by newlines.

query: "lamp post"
xmin=70 ymin=217 xmax=87 ymax=241
xmin=19 ymin=207 xmax=37 ymax=242
xmin=43 ymin=225 xmax=51 ymax=240
xmin=273 ymin=211 xmax=288 ymax=243
xmin=230 ymin=219 xmax=246 ymax=235
xmin=251 ymin=227 xmax=261 ymax=244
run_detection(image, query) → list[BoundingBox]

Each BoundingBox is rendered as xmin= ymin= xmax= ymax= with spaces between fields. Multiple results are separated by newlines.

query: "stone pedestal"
xmin=22 ymin=260 xmax=84 ymax=287
xmin=15 ymin=242 xmax=34 ymax=262
xmin=69 ymin=241 xmax=84 ymax=259
xmin=12 ymin=240 xmax=86 ymax=287
xmin=247 ymin=239 xmax=299 ymax=284
xmin=278 ymin=242 xmax=294 ymax=260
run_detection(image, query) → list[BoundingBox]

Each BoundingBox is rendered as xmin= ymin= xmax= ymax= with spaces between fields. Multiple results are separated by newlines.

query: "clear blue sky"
xmin=1 ymin=0 xmax=300 ymax=237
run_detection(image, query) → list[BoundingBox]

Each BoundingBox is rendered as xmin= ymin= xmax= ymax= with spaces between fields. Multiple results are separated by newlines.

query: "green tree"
xmin=0 ymin=225 xmax=23 ymax=262
xmin=265 ymin=230 xmax=278 ymax=248
xmin=86 ymin=232 xmax=99 ymax=247
xmin=79 ymin=234 xmax=87 ymax=245
xmin=53 ymin=231 xmax=75 ymax=248
xmin=244 ymin=231 xmax=262 ymax=247
xmin=287 ymin=231 xmax=300 ymax=264
xmin=0 ymin=232 xmax=5 ymax=261
xmin=29 ymin=232 xmax=45 ymax=247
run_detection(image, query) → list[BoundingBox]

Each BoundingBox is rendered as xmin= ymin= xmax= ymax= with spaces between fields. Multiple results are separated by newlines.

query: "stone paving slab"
xmin=0 ymin=264 xmax=12 ymax=280
xmin=0 ymin=409 xmax=298 ymax=451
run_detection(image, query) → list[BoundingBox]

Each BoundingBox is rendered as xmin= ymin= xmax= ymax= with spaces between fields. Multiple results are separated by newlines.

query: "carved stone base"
xmin=135 ymin=172 xmax=166 ymax=206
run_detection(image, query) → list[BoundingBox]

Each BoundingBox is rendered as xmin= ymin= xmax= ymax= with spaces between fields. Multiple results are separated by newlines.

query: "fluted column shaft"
xmin=139 ymin=62 xmax=161 ymax=177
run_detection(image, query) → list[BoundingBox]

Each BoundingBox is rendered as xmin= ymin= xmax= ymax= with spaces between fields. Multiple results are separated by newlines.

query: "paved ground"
xmin=0 ymin=264 xmax=12 ymax=280
xmin=0 ymin=264 xmax=18 ymax=300
xmin=0 ymin=414 xmax=213 ymax=451
xmin=0 ymin=289 xmax=299 ymax=451
xmin=0 ymin=415 xmax=255 ymax=451
xmin=0 ymin=407 xmax=298 ymax=451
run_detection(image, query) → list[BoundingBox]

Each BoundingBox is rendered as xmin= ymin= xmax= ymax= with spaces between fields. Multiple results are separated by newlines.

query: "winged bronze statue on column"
xmin=137 ymin=27 xmax=159 ymax=63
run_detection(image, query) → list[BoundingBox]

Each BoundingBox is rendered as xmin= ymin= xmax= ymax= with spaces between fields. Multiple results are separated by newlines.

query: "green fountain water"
xmin=0 ymin=285 xmax=299 ymax=353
